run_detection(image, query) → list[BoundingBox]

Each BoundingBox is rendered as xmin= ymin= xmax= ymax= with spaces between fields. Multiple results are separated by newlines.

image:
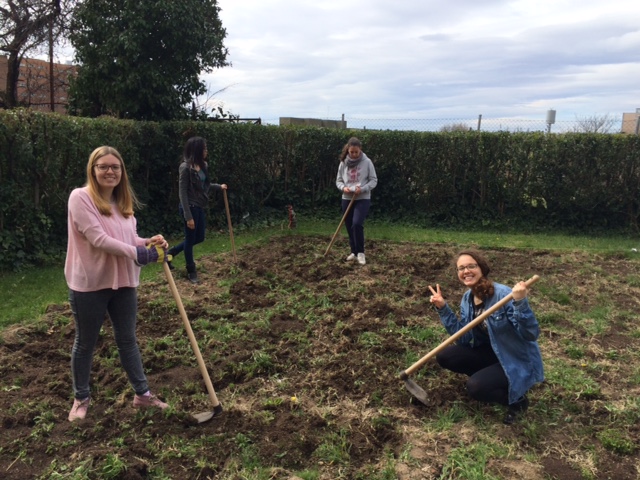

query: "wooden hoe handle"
xmin=402 ymin=274 xmax=540 ymax=378
xmin=223 ymin=190 xmax=237 ymax=263
xmin=163 ymin=262 xmax=220 ymax=408
xmin=324 ymin=194 xmax=357 ymax=257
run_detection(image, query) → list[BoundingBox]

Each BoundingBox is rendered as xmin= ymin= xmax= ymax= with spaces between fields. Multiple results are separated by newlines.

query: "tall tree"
xmin=69 ymin=0 xmax=229 ymax=120
xmin=0 ymin=0 xmax=62 ymax=108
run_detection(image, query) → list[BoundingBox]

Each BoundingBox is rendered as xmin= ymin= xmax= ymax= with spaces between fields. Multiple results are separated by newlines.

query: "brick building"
xmin=0 ymin=55 xmax=77 ymax=113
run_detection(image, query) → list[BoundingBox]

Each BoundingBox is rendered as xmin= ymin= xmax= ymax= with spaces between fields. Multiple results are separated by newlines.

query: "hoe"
xmin=164 ymin=262 xmax=223 ymax=423
xmin=400 ymin=275 xmax=540 ymax=405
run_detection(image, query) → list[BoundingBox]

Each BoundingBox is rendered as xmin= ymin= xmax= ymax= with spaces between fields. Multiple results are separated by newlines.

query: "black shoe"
xmin=167 ymin=260 xmax=175 ymax=271
xmin=503 ymin=396 xmax=529 ymax=425
xmin=187 ymin=271 xmax=199 ymax=284
xmin=186 ymin=263 xmax=198 ymax=284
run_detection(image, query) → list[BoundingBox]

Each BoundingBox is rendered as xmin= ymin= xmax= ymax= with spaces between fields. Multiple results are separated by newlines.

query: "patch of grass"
xmin=293 ymin=470 xmax=320 ymax=480
xmin=573 ymin=306 xmax=613 ymax=336
xmin=354 ymin=449 xmax=397 ymax=480
xmin=101 ymin=453 xmax=127 ymax=479
xmin=625 ymin=274 xmax=640 ymax=288
xmin=358 ymin=331 xmax=383 ymax=347
xmin=596 ymin=429 xmax=636 ymax=455
xmin=234 ymin=432 xmax=262 ymax=470
xmin=426 ymin=402 xmax=470 ymax=431
xmin=1 ymin=268 xmax=68 ymax=329
xmin=440 ymin=442 xmax=505 ymax=480
xmin=313 ymin=428 xmax=351 ymax=465
xmin=536 ymin=283 xmax=572 ymax=306
xmin=563 ymin=342 xmax=586 ymax=360
xmin=546 ymin=359 xmax=602 ymax=399
xmin=44 ymin=457 xmax=94 ymax=479
xmin=401 ymin=324 xmax=445 ymax=344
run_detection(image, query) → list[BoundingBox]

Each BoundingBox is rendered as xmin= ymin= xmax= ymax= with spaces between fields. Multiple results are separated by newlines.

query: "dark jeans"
xmin=171 ymin=205 xmax=206 ymax=266
xmin=69 ymin=288 xmax=148 ymax=400
xmin=436 ymin=343 xmax=510 ymax=406
xmin=341 ymin=198 xmax=371 ymax=254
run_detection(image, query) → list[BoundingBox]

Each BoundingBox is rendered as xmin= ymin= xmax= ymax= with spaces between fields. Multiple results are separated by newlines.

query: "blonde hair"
xmin=85 ymin=146 xmax=140 ymax=217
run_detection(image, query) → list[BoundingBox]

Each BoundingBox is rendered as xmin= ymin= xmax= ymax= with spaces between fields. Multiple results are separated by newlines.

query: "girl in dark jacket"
xmin=167 ymin=137 xmax=227 ymax=283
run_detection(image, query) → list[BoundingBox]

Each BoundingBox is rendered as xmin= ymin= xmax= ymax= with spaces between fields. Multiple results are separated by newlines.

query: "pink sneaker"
xmin=68 ymin=397 xmax=90 ymax=422
xmin=133 ymin=391 xmax=169 ymax=410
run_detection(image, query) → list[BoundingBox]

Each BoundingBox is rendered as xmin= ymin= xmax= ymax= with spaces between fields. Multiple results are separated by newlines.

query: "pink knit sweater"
xmin=64 ymin=187 xmax=147 ymax=292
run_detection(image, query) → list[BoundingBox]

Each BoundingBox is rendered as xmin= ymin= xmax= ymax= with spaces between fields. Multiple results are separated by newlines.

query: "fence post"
xmin=635 ymin=116 xmax=640 ymax=135
xmin=477 ymin=114 xmax=482 ymax=131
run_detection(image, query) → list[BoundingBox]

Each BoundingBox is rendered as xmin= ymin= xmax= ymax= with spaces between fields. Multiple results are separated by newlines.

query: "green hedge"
xmin=1 ymin=109 xmax=639 ymax=270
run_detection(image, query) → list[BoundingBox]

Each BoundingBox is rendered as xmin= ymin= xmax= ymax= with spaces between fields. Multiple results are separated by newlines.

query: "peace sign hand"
xmin=428 ymin=284 xmax=446 ymax=309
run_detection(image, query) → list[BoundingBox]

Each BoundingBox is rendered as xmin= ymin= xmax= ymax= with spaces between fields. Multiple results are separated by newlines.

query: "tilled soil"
xmin=1 ymin=235 xmax=639 ymax=479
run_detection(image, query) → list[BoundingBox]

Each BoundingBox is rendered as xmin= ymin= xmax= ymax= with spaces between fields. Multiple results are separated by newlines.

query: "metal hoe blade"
xmin=402 ymin=377 xmax=429 ymax=406
xmin=192 ymin=404 xmax=224 ymax=424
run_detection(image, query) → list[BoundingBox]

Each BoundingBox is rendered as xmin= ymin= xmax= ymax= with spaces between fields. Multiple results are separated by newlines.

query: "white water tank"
xmin=546 ymin=109 xmax=556 ymax=124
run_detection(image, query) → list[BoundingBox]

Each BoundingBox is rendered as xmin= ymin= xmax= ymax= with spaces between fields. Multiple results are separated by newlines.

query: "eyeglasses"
xmin=94 ymin=164 xmax=122 ymax=172
xmin=456 ymin=263 xmax=479 ymax=272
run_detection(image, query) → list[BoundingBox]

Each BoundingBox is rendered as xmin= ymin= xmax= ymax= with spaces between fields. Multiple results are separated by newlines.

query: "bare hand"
xmin=511 ymin=281 xmax=529 ymax=301
xmin=428 ymin=284 xmax=446 ymax=309
xmin=221 ymin=184 xmax=228 ymax=190
xmin=147 ymin=234 xmax=168 ymax=249
xmin=186 ymin=219 xmax=195 ymax=230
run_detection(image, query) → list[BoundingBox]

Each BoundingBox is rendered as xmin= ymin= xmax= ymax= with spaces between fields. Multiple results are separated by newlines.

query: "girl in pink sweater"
xmin=65 ymin=146 xmax=169 ymax=421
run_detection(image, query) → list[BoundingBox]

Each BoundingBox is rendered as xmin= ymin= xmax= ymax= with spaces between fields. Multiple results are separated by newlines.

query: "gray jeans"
xmin=69 ymin=287 xmax=148 ymax=399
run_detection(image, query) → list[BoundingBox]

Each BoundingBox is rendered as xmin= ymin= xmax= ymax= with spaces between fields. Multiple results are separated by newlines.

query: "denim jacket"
xmin=436 ymin=282 xmax=544 ymax=404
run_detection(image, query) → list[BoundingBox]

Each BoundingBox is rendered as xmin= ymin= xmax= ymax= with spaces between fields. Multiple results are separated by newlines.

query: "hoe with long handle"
xmin=223 ymin=190 xmax=237 ymax=263
xmin=324 ymin=194 xmax=356 ymax=257
xmin=400 ymin=275 xmax=540 ymax=405
xmin=163 ymin=262 xmax=223 ymax=422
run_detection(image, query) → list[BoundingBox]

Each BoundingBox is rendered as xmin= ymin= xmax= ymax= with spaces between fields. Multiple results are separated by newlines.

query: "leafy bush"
xmin=2 ymin=109 xmax=640 ymax=271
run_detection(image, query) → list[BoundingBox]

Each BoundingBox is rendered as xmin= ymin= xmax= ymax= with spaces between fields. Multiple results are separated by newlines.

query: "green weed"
xmin=101 ymin=453 xmax=127 ymax=479
xmin=596 ymin=429 xmax=636 ymax=455
xmin=313 ymin=428 xmax=351 ymax=465
xmin=546 ymin=359 xmax=601 ymax=399
xmin=440 ymin=442 xmax=505 ymax=480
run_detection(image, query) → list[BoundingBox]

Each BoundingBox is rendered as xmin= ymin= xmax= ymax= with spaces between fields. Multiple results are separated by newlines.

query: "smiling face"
xmin=456 ymin=254 xmax=483 ymax=287
xmin=92 ymin=154 xmax=122 ymax=194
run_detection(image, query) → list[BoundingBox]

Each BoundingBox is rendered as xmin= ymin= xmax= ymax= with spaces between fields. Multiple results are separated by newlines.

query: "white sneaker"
xmin=357 ymin=253 xmax=366 ymax=265
xmin=346 ymin=253 xmax=356 ymax=261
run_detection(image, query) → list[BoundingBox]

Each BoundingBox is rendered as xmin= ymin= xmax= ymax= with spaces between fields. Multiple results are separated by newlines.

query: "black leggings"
xmin=436 ymin=344 xmax=510 ymax=406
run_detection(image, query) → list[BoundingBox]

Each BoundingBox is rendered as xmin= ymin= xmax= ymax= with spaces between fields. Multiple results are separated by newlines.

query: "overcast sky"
xmin=205 ymin=0 xmax=640 ymax=125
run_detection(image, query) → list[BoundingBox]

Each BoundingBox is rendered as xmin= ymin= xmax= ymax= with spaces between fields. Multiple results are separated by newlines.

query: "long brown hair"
xmin=85 ymin=146 xmax=140 ymax=217
xmin=339 ymin=137 xmax=362 ymax=162
xmin=456 ymin=249 xmax=495 ymax=300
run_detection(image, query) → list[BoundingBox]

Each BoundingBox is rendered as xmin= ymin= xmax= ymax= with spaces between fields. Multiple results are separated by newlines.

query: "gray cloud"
xmin=203 ymin=1 xmax=640 ymax=123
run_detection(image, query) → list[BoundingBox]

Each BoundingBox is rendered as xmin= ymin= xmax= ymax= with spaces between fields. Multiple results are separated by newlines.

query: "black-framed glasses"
xmin=456 ymin=263 xmax=479 ymax=272
xmin=94 ymin=164 xmax=122 ymax=172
